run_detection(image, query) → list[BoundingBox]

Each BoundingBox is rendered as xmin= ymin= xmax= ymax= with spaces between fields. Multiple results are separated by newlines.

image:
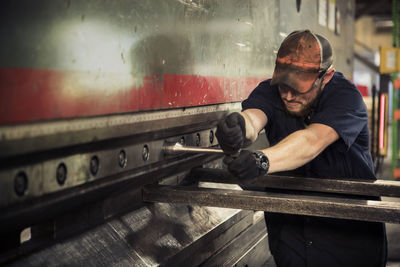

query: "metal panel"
xmin=0 ymin=0 xmax=279 ymax=124
xmin=0 ymin=0 xmax=355 ymax=125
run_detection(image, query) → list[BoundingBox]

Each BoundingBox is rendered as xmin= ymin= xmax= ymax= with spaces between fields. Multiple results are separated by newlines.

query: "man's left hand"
xmin=226 ymin=150 xmax=268 ymax=182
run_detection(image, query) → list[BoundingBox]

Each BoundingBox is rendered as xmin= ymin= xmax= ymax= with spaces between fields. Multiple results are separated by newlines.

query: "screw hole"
xmin=90 ymin=156 xmax=100 ymax=176
xmin=118 ymin=150 xmax=127 ymax=168
xmin=142 ymin=145 xmax=150 ymax=161
xmin=56 ymin=163 xmax=67 ymax=185
xmin=196 ymin=133 xmax=201 ymax=146
xmin=180 ymin=136 xmax=185 ymax=145
xmin=14 ymin=171 xmax=28 ymax=196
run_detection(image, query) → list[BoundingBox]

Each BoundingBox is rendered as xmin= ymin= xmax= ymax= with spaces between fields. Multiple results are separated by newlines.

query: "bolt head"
xmin=196 ymin=133 xmax=201 ymax=146
xmin=14 ymin=171 xmax=28 ymax=196
xmin=56 ymin=163 xmax=67 ymax=185
xmin=142 ymin=145 xmax=149 ymax=161
xmin=119 ymin=150 xmax=127 ymax=168
xmin=90 ymin=156 xmax=100 ymax=176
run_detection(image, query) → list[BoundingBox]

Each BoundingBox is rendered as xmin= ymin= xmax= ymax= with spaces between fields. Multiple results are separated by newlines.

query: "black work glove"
xmin=226 ymin=150 xmax=268 ymax=183
xmin=215 ymin=112 xmax=246 ymax=155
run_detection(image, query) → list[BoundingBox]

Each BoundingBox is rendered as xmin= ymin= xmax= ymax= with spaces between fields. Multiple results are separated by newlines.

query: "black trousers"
xmin=265 ymin=212 xmax=387 ymax=267
xmin=273 ymin=240 xmax=306 ymax=267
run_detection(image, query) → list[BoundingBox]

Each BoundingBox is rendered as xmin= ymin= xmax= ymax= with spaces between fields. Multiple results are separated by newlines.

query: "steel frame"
xmin=143 ymin=169 xmax=400 ymax=224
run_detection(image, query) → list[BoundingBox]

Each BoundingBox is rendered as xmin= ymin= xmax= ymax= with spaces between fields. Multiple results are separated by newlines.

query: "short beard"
xmin=284 ymin=84 xmax=323 ymax=118
xmin=285 ymin=103 xmax=312 ymax=117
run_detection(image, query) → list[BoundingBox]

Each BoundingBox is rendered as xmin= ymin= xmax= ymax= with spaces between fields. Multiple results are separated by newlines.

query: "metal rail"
xmin=163 ymin=143 xmax=225 ymax=155
xmin=143 ymin=184 xmax=400 ymax=224
xmin=191 ymin=168 xmax=400 ymax=197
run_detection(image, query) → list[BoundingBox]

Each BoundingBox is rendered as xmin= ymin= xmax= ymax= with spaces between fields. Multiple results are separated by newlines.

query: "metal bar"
xmin=163 ymin=143 xmax=225 ymax=155
xmin=142 ymin=185 xmax=400 ymax=224
xmin=191 ymin=168 xmax=400 ymax=197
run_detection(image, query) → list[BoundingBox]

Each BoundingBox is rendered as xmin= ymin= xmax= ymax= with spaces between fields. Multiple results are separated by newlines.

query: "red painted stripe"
xmin=0 ymin=68 xmax=263 ymax=125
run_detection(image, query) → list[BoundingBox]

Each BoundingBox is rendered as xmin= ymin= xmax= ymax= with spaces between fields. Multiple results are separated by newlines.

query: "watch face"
xmin=254 ymin=151 xmax=269 ymax=173
xmin=261 ymin=162 xmax=268 ymax=170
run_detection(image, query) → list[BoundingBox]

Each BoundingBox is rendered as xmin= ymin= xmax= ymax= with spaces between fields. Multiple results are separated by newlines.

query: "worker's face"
xmin=278 ymin=79 xmax=322 ymax=117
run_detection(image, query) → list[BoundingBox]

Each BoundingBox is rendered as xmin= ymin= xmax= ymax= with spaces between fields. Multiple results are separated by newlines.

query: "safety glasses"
xmin=278 ymin=69 xmax=327 ymax=97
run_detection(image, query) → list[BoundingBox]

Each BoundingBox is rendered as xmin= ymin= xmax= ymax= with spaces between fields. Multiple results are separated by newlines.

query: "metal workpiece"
xmin=191 ymin=168 xmax=400 ymax=198
xmin=143 ymin=184 xmax=400 ymax=224
xmin=7 ymin=202 xmax=258 ymax=267
xmin=163 ymin=142 xmax=225 ymax=155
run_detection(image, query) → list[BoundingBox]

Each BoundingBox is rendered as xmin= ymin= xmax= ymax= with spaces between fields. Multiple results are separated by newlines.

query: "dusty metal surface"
xmin=0 ymin=0 xmax=278 ymax=125
xmin=0 ymin=0 xmax=354 ymax=125
xmin=201 ymin=211 xmax=272 ymax=267
xmin=143 ymin=184 xmax=400 ymax=224
xmin=6 ymin=202 xmax=253 ymax=267
xmin=191 ymin=168 xmax=400 ymax=197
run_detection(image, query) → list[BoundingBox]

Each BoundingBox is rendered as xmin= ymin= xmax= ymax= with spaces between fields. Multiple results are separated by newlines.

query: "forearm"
xmin=240 ymin=109 xmax=267 ymax=143
xmin=260 ymin=129 xmax=327 ymax=173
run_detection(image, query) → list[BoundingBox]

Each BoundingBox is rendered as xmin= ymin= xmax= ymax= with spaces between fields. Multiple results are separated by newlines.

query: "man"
xmin=215 ymin=30 xmax=387 ymax=267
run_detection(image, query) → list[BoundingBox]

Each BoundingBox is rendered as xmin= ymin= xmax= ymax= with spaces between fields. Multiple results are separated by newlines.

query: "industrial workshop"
xmin=1 ymin=0 xmax=400 ymax=266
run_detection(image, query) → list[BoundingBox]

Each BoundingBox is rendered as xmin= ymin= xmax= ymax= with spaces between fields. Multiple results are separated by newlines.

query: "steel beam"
xmin=191 ymin=168 xmax=400 ymax=198
xmin=142 ymin=185 xmax=400 ymax=224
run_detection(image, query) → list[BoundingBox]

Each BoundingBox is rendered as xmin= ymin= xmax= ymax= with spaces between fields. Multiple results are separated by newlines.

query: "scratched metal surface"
xmin=0 ymin=0 xmax=355 ymax=125
xmin=1 ymin=0 xmax=354 ymax=82
xmin=0 ymin=0 xmax=354 ymax=124
xmin=0 ymin=0 xmax=279 ymax=124
xmin=0 ymin=0 xmax=279 ymax=76
xmin=7 ymin=203 xmax=248 ymax=267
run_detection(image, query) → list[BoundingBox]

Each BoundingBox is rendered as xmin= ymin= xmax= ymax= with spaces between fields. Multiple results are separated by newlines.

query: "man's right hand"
xmin=215 ymin=112 xmax=246 ymax=155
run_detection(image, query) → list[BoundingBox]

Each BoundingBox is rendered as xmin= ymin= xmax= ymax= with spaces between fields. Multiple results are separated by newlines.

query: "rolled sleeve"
xmin=242 ymin=80 xmax=280 ymax=121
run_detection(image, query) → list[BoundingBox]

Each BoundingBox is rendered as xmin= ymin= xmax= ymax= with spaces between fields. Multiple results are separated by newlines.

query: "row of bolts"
xmin=13 ymin=131 xmax=215 ymax=197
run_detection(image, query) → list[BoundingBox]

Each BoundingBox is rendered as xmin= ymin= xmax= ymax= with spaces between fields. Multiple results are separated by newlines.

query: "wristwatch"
xmin=253 ymin=151 xmax=270 ymax=175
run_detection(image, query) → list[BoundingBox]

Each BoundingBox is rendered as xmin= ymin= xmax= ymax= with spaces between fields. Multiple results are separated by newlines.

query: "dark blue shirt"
xmin=242 ymin=72 xmax=386 ymax=267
